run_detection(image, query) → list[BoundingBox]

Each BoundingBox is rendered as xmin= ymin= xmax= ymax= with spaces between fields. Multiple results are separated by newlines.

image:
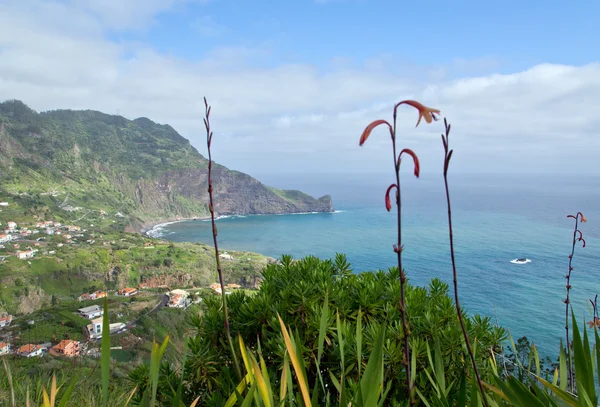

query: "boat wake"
xmin=511 ymin=258 xmax=532 ymax=264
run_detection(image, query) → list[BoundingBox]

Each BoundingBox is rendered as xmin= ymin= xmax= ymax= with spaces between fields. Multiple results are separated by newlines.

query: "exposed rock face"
xmin=18 ymin=287 xmax=51 ymax=314
xmin=133 ymin=165 xmax=334 ymax=216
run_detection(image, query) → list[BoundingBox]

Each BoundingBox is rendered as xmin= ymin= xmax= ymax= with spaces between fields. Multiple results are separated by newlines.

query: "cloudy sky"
xmin=1 ymin=0 xmax=599 ymax=177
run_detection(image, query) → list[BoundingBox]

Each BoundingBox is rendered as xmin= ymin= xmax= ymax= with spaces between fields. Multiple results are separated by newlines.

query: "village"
xmin=0 ymin=215 xmax=102 ymax=262
xmin=0 ymin=202 xmax=261 ymax=363
xmin=0 ymin=280 xmax=244 ymax=360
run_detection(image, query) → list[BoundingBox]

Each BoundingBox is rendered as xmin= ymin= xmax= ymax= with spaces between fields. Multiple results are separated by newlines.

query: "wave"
xmin=510 ymin=258 xmax=532 ymax=264
xmin=146 ymin=220 xmax=182 ymax=238
xmin=200 ymin=215 xmax=247 ymax=222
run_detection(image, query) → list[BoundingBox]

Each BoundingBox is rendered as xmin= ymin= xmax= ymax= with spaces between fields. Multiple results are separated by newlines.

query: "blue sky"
xmin=1 ymin=0 xmax=599 ymax=176
xmin=120 ymin=0 xmax=599 ymax=72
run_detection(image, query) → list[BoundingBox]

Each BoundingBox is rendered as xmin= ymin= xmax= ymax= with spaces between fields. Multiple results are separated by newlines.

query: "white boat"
xmin=511 ymin=258 xmax=531 ymax=264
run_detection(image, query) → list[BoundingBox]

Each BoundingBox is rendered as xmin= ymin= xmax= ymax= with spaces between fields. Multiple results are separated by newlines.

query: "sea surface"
xmin=150 ymin=173 xmax=600 ymax=357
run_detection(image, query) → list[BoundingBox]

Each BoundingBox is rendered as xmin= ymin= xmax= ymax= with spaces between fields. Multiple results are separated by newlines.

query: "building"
xmin=0 ymin=315 xmax=12 ymax=328
xmin=0 ymin=234 xmax=11 ymax=243
xmin=7 ymin=221 xmax=16 ymax=230
xmin=79 ymin=291 xmax=107 ymax=301
xmin=0 ymin=202 xmax=8 ymax=206
xmin=87 ymin=318 xmax=126 ymax=339
xmin=219 ymin=252 xmax=234 ymax=260
xmin=18 ymin=344 xmax=45 ymax=358
xmin=209 ymin=283 xmax=222 ymax=294
xmin=226 ymin=283 xmax=242 ymax=290
xmin=87 ymin=317 xmax=103 ymax=339
xmin=167 ymin=289 xmax=190 ymax=308
xmin=78 ymin=305 xmax=103 ymax=319
xmin=16 ymin=249 xmax=35 ymax=260
xmin=0 ymin=342 xmax=10 ymax=355
xmin=117 ymin=287 xmax=138 ymax=297
xmin=51 ymin=340 xmax=80 ymax=357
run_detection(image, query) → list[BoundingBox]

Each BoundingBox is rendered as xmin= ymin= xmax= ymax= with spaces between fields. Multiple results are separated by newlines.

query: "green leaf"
xmin=434 ymin=339 xmax=446 ymax=392
xmin=317 ymin=291 xmax=329 ymax=363
xmin=57 ymin=378 xmax=76 ymax=407
xmin=150 ymin=336 xmax=169 ymax=407
xmin=357 ymin=308 xmax=363 ymax=377
xmin=536 ymin=376 xmax=577 ymax=407
xmin=357 ymin=325 xmax=386 ymax=407
xmin=241 ymin=382 xmax=257 ymax=407
xmin=172 ymin=338 xmax=188 ymax=407
xmin=595 ymin=328 xmax=600 ymax=390
xmin=277 ymin=314 xmax=311 ymax=407
xmin=572 ymin=310 xmax=597 ymax=405
xmin=559 ymin=339 xmax=568 ymax=391
xmin=101 ymin=297 xmax=110 ymax=407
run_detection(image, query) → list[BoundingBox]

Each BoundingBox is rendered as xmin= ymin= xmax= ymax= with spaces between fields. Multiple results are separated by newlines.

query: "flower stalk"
xmin=564 ymin=211 xmax=586 ymax=391
xmin=359 ymin=100 xmax=438 ymax=404
xmin=203 ymin=97 xmax=242 ymax=380
xmin=441 ymin=118 xmax=487 ymax=406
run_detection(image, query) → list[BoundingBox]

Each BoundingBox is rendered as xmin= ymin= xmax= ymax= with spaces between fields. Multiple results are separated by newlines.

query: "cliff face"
xmin=0 ymin=100 xmax=333 ymax=229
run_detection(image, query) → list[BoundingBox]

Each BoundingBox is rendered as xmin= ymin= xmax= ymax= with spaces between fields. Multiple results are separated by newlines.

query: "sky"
xmin=0 ymin=0 xmax=599 ymax=177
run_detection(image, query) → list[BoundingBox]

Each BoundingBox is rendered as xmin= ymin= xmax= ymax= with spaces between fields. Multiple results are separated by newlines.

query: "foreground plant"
xmin=441 ymin=118 xmax=487 ymax=404
xmin=564 ymin=211 xmax=587 ymax=391
xmin=203 ymin=96 xmax=242 ymax=380
xmin=359 ymin=99 xmax=440 ymax=402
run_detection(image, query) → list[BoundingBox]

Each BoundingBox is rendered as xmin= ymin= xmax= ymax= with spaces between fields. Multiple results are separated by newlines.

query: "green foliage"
xmin=183 ymin=254 xmax=505 ymax=404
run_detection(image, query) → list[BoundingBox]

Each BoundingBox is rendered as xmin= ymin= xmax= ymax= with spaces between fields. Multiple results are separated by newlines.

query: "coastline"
xmin=141 ymin=209 xmax=340 ymax=238
xmin=140 ymin=216 xmax=209 ymax=236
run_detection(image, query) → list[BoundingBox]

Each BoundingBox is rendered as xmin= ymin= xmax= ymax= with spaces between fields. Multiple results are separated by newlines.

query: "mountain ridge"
xmin=0 ymin=99 xmax=333 ymax=231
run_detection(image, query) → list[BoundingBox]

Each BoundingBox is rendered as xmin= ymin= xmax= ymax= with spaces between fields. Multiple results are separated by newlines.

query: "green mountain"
xmin=0 ymin=99 xmax=333 ymax=231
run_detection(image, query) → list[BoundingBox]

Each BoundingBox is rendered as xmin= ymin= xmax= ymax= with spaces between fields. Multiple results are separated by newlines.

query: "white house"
xmin=18 ymin=344 xmax=45 ymax=358
xmin=87 ymin=317 xmax=126 ymax=339
xmin=0 ymin=342 xmax=9 ymax=355
xmin=16 ymin=249 xmax=35 ymax=260
xmin=0 ymin=202 xmax=9 ymax=207
xmin=87 ymin=317 xmax=103 ymax=339
xmin=78 ymin=305 xmax=104 ymax=319
xmin=7 ymin=221 xmax=16 ymax=230
xmin=167 ymin=289 xmax=190 ymax=308
xmin=0 ymin=234 xmax=11 ymax=243
xmin=0 ymin=315 xmax=13 ymax=328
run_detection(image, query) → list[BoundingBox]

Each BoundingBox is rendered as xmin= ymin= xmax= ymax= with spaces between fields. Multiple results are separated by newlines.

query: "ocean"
xmin=150 ymin=172 xmax=600 ymax=357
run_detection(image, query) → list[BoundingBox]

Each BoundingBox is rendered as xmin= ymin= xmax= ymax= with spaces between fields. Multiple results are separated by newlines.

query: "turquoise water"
xmin=152 ymin=173 xmax=600 ymax=356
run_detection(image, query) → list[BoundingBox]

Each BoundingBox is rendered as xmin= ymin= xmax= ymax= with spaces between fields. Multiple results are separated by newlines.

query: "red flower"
xmin=385 ymin=184 xmax=398 ymax=212
xmin=398 ymin=148 xmax=421 ymax=178
xmin=587 ymin=317 xmax=600 ymax=329
xmin=359 ymin=120 xmax=393 ymax=146
xmin=395 ymin=100 xmax=441 ymax=127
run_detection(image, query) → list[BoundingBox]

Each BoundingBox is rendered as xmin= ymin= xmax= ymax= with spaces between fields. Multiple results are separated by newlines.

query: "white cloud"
xmin=0 ymin=0 xmax=599 ymax=177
